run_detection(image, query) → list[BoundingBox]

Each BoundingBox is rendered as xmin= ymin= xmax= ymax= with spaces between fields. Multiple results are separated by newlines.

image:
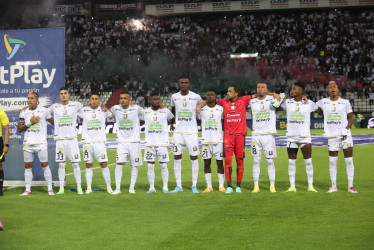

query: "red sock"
xmin=236 ymin=158 xmax=244 ymax=183
xmin=224 ymin=156 xmax=233 ymax=182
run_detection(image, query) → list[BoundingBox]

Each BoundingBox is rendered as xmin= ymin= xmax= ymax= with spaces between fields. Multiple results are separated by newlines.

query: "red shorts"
xmin=223 ymin=134 xmax=245 ymax=159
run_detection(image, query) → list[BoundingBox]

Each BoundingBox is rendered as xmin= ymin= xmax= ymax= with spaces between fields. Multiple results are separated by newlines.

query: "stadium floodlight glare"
xmin=230 ymin=53 xmax=258 ymax=59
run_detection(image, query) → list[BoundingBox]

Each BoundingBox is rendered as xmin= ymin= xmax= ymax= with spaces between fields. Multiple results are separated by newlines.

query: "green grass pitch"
xmin=1 ymin=129 xmax=374 ymax=249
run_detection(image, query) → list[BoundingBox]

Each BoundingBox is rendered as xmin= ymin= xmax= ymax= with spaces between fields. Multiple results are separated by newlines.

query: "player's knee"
xmin=190 ymin=156 xmax=198 ymax=161
xmin=253 ymin=155 xmax=261 ymax=165
xmin=41 ymin=162 xmax=49 ymax=168
xmin=266 ymin=158 xmax=274 ymax=167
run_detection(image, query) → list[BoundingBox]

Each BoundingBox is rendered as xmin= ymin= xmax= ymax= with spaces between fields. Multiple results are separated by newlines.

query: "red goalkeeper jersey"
xmin=217 ymin=96 xmax=251 ymax=135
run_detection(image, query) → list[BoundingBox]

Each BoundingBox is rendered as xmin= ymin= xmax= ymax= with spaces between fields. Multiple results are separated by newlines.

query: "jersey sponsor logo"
xmin=4 ymin=34 xmax=26 ymax=60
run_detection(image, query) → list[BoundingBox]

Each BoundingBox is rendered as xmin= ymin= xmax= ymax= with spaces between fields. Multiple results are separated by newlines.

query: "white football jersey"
xmin=171 ymin=91 xmax=202 ymax=133
xmin=111 ymin=104 xmax=143 ymax=143
xmin=248 ymin=96 xmax=277 ymax=135
xmin=19 ymin=106 xmax=51 ymax=145
xmin=141 ymin=107 xmax=173 ymax=146
xmin=317 ymin=97 xmax=352 ymax=137
xmin=281 ymin=99 xmax=318 ymax=137
xmin=79 ymin=106 xmax=112 ymax=143
xmin=200 ymin=105 xmax=224 ymax=144
xmin=49 ymin=101 xmax=82 ymax=140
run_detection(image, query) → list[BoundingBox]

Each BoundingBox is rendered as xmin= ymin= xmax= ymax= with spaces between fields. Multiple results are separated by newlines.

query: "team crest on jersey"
xmin=92 ymin=112 xmax=96 ymax=118
xmin=295 ymin=104 xmax=300 ymax=112
xmin=63 ymin=107 xmax=67 ymax=115
xmin=261 ymin=102 xmax=265 ymax=110
xmin=182 ymin=99 xmax=187 ymax=107
xmin=193 ymin=146 xmax=197 ymax=151
xmin=153 ymin=113 xmax=158 ymax=121
xmin=135 ymin=157 xmax=140 ymax=162
xmin=123 ymin=112 xmax=128 ymax=119
xmin=231 ymin=103 xmax=235 ymax=110
xmin=209 ymin=112 xmax=214 ymax=118
xmin=332 ymin=104 xmax=336 ymax=111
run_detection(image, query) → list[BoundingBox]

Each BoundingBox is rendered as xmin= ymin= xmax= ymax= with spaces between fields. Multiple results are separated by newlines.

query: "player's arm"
xmin=3 ymin=124 xmax=9 ymax=154
xmin=313 ymin=107 xmax=323 ymax=115
xmin=170 ymin=106 xmax=176 ymax=130
xmin=47 ymin=117 xmax=54 ymax=125
xmin=346 ymin=112 xmax=354 ymax=130
xmin=18 ymin=111 xmax=41 ymax=132
xmin=341 ymin=112 xmax=354 ymax=140
xmin=196 ymin=101 xmax=207 ymax=114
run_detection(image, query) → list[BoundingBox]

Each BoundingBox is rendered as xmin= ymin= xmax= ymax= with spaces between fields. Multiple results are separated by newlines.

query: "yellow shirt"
xmin=0 ymin=109 xmax=10 ymax=137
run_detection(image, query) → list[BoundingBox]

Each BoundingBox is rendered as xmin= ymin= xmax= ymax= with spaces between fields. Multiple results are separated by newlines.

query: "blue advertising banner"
xmin=0 ymin=28 xmax=65 ymax=185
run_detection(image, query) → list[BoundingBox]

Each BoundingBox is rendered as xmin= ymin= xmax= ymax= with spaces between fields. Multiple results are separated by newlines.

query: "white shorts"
xmin=173 ymin=133 xmax=199 ymax=156
xmin=55 ymin=139 xmax=81 ymax=163
xmin=328 ymin=137 xmax=354 ymax=152
xmin=251 ymin=134 xmax=277 ymax=158
xmin=23 ymin=144 xmax=48 ymax=163
xmin=83 ymin=143 xmax=108 ymax=163
xmin=287 ymin=136 xmax=311 ymax=149
xmin=116 ymin=142 xmax=143 ymax=166
xmin=201 ymin=143 xmax=223 ymax=160
xmin=144 ymin=146 xmax=170 ymax=162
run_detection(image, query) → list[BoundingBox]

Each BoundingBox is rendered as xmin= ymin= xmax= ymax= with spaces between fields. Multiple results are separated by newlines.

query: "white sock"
xmin=101 ymin=167 xmax=111 ymax=189
xmin=160 ymin=163 xmax=169 ymax=190
xmin=253 ymin=155 xmax=261 ymax=186
xmin=266 ymin=158 xmax=275 ymax=186
xmin=58 ymin=163 xmax=66 ymax=189
xmin=147 ymin=163 xmax=155 ymax=190
xmin=72 ymin=163 xmax=82 ymax=189
xmin=130 ymin=166 xmax=138 ymax=190
xmin=115 ymin=164 xmax=123 ymax=190
xmin=288 ymin=159 xmax=296 ymax=188
xmin=174 ymin=159 xmax=182 ymax=188
xmin=43 ymin=166 xmax=53 ymax=191
xmin=191 ymin=159 xmax=199 ymax=187
xmin=329 ymin=156 xmax=338 ymax=187
xmin=24 ymin=168 xmax=33 ymax=192
xmin=345 ymin=157 xmax=354 ymax=187
xmin=205 ymin=173 xmax=212 ymax=188
xmin=218 ymin=173 xmax=224 ymax=188
xmin=85 ymin=168 xmax=93 ymax=190
xmin=304 ymin=158 xmax=314 ymax=188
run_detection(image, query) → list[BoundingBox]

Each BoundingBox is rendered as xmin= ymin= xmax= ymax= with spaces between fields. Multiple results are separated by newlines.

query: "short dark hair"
xmin=90 ymin=92 xmax=100 ymax=98
xmin=121 ymin=91 xmax=131 ymax=96
xmin=293 ymin=82 xmax=305 ymax=91
xmin=150 ymin=92 xmax=159 ymax=98
xmin=229 ymin=85 xmax=240 ymax=94
xmin=207 ymin=89 xmax=217 ymax=95
xmin=179 ymin=76 xmax=190 ymax=81
xmin=59 ymin=87 xmax=69 ymax=92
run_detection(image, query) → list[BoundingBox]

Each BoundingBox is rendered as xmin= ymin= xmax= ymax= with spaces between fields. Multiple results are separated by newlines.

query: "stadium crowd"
xmin=63 ymin=9 xmax=374 ymax=100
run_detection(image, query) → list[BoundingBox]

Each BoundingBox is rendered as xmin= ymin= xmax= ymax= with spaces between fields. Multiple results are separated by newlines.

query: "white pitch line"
xmin=65 ymin=162 xmax=117 ymax=176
